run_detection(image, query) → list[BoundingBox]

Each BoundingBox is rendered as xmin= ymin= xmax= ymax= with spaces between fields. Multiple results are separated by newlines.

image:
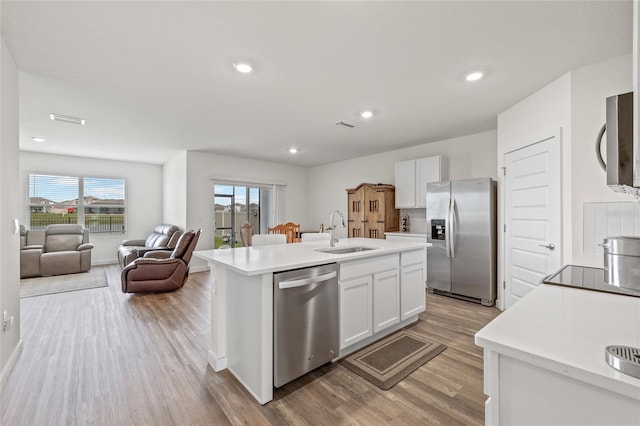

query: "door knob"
xmin=539 ymin=243 xmax=555 ymax=251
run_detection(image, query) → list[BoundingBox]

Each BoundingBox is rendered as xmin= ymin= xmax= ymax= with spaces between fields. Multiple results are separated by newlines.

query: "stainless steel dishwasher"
xmin=273 ymin=263 xmax=339 ymax=388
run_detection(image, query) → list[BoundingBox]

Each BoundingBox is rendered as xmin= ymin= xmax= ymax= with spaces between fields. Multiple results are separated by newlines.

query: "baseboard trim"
xmin=208 ymin=350 xmax=227 ymax=371
xmin=190 ymin=264 xmax=210 ymax=273
xmin=92 ymin=259 xmax=118 ymax=266
xmin=0 ymin=339 xmax=23 ymax=392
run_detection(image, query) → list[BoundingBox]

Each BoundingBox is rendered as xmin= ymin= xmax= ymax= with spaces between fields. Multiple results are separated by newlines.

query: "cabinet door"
xmin=400 ymin=263 xmax=426 ymax=320
xmin=347 ymin=189 xmax=364 ymax=238
xmin=365 ymin=223 xmax=385 ymax=239
xmin=339 ymin=276 xmax=373 ymax=349
xmin=372 ymin=269 xmax=400 ymax=333
xmin=395 ymin=160 xmax=416 ymax=208
xmin=416 ymin=156 xmax=446 ymax=208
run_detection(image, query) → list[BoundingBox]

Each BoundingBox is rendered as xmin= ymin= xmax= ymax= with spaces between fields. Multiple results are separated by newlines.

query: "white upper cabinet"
xmin=395 ymin=160 xmax=417 ymax=207
xmin=395 ymin=155 xmax=448 ymax=208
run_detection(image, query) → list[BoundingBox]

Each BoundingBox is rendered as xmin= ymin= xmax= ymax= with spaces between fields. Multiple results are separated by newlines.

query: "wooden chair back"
xmin=268 ymin=222 xmax=301 ymax=243
xmin=240 ymin=223 xmax=253 ymax=247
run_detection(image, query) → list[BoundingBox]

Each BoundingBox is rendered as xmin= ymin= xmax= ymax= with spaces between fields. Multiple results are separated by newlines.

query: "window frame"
xmin=27 ymin=172 xmax=128 ymax=235
xmin=213 ymin=184 xmax=261 ymax=249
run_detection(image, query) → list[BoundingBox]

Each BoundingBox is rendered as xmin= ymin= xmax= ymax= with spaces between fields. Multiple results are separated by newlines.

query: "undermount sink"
xmin=315 ymin=246 xmax=377 ymax=254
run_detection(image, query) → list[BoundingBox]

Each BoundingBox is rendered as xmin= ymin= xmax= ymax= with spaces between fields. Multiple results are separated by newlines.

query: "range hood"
xmin=599 ymin=92 xmax=635 ymax=195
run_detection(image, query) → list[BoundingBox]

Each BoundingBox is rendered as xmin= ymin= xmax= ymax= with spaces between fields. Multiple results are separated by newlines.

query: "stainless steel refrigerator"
xmin=426 ymin=177 xmax=497 ymax=306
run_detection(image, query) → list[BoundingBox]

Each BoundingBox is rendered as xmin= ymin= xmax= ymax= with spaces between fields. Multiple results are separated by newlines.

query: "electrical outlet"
xmin=2 ymin=310 xmax=14 ymax=332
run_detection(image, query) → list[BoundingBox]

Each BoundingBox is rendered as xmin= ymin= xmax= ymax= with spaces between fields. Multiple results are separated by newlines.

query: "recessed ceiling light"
xmin=360 ymin=110 xmax=374 ymax=119
xmin=289 ymin=147 xmax=298 ymax=154
xmin=32 ymin=137 xmax=46 ymax=142
xmin=465 ymin=72 xmax=484 ymax=82
xmin=49 ymin=113 xmax=85 ymax=125
xmin=233 ymin=62 xmax=253 ymax=74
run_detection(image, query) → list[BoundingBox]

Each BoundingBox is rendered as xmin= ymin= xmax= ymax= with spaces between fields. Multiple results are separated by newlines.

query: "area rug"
xmin=341 ymin=329 xmax=447 ymax=390
xmin=20 ymin=268 xmax=108 ymax=298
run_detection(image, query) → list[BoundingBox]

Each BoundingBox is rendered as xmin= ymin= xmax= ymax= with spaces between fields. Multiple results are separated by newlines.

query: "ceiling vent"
xmin=335 ymin=120 xmax=355 ymax=128
xmin=49 ymin=113 xmax=86 ymax=125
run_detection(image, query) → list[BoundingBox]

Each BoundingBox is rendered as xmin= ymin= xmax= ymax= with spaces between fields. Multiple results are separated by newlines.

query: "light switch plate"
xmin=13 ymin=219 xmax=19 ymax=235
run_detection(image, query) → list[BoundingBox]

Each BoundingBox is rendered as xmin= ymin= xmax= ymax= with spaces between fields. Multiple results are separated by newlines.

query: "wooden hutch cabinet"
xmin=346 ymin=183 xmax=399 ymax=239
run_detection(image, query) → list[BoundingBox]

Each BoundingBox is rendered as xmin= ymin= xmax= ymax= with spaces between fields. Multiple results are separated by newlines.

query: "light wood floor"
xmin=1 ymin=265 xmax=501 ymax=425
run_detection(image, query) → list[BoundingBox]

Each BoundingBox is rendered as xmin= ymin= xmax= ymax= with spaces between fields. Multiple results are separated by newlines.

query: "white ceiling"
xmin=1 ymin=1 xmax=633 ymax=167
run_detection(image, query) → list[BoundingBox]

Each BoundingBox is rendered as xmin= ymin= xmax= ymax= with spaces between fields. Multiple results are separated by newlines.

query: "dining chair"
xmin=301 ymin=232 xmax=330 ymax=242
xmin=282 ymin=222 xmax=301 ymax=242
xmin=269 ymin=222 xmax=301 ymax=243
xmin=251 ymin=234 xmax=287 ymax=246
xmin=240 ymin=223 xmax=254 ymax=247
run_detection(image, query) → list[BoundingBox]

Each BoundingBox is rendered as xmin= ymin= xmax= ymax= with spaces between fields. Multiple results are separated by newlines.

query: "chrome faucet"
xmin=326 ymin=210 xmax=345 ymax=247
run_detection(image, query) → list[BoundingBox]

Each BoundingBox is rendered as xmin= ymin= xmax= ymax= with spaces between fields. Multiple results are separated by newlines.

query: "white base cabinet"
xmin=400 ymin=263 xmax=425 ymax=320
xmin=339 ymin=250 xmax=426 ymax=351
xmin=400 ymin=248 xmax=426 ymax=320
xmin=372 ymin=269 xmax=400 ymax=333
xmin=339 ymin=275 xmax=373 ymax=349
xmin=483 ymin=350 xmax=640 ymax=426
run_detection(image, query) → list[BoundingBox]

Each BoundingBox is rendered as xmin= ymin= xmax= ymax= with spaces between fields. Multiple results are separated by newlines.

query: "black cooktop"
xmin=543 ymin=265 xmax=640 ymax=298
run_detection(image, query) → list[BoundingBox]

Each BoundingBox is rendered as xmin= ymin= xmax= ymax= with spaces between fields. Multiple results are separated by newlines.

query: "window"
xmin=28 ymin=173 xmax=126 ymax=234
xmin=214 ymin=184 xmax=260 ymax=248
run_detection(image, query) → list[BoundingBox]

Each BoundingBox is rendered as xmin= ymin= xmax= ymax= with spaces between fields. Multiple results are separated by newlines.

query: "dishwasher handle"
xmin=278 ymin=271 xmax=337 ymax=290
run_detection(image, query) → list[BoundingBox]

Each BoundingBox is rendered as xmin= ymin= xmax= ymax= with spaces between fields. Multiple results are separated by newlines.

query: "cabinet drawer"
xmin=401 ymin=249 xmax=426 ymax=267
xmin=340 ymin=254 xmax=399 ymax=281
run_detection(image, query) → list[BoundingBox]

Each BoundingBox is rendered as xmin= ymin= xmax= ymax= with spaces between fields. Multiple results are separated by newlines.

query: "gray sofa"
xmin=117 ymin=224 xmax=182 ymax=268
xmin=20 ymin=224 xmax=94 ymax=278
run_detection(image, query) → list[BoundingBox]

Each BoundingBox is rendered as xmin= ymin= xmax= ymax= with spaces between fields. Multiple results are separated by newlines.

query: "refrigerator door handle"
xmin=445 ymin=198 xmax=452 ymax=257
xmin=450 ymin=197 xmax=457 ymax=258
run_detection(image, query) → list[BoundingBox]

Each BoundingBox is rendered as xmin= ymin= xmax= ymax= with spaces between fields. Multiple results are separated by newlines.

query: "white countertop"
xmin=475 ymin=284 xmax=640 ymax=400
xmin=194 ymin=237 xmax=429 ymax=276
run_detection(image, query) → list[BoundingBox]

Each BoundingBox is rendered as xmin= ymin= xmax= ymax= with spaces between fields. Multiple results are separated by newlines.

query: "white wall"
xmin=496 ymin=53 xmax=633 ymax=309
xmin=20 ymin=152 xmax=163 ymax=264
xmin=184 ymin=151 xmax=309 ymax=269
xmin=307 ymin=130 xmax=498 ymax=237
xmin=497 ymin=72 xmax=572 ymax=266
xmin=0 ymin=35 xmax=22 ymax=389
xmin=571 ymin=54 xmax=633 ymax=267
xmin=497 ymin=73 xmax=572 ymax=310
xmin=162 ymin=151 xmax=187 ymax=228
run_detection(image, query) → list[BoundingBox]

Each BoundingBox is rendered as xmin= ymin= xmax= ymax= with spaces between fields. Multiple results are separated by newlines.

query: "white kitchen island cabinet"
xmin=339 ymin=275 xmax=373 ymax=349
xmin=372 ymin=268 xmax=400 ymax=332
xmin=475 ymin=284 xmax=640 ymax=426
xmin=195 ymin=238 xmax=429 ymax=405
xmin=400 ymin=264 xmax=425 ymax=319
xmin=338 ymin=254 xmax=402 ymax=350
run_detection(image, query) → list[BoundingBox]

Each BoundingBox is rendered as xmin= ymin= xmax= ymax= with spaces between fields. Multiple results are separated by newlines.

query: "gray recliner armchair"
xmin=20 ymin=224 xmax=94 ymax=278
xmin=117 ymin=224 xmax=182 ymax=268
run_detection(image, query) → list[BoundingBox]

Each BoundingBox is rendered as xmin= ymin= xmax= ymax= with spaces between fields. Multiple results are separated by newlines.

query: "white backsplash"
xmin=583 ymin=201 xmax=639 ymax=255
xmin=400 ymin=209 xmax=427 ymax=233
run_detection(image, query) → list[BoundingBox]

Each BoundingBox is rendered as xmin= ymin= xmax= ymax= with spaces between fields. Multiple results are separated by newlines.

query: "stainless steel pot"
xmin=602 ymin=236 xmax=640 ymax=290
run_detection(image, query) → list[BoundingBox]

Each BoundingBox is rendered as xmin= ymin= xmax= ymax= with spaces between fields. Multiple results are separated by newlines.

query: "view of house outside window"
xmin=28 ymin=173 xmax=126 ymax=234
xmin=214 ymin=184 xmax=260 ymax=248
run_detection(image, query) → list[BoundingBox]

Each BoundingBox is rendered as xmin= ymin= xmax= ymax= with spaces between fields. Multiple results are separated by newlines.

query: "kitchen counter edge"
xmin=194 ymin=238 xmax=430 ymax=276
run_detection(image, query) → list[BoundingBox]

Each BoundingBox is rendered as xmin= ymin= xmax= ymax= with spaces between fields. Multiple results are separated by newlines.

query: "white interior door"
xmin=504 ymin=134 xmax=562 ymax=309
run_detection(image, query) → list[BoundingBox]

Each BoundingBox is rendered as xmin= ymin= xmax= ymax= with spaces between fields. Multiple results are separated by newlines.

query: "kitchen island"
xmin=475 ymin=284 xmax=640 ymax=425
xmin=194 ymin=237 xmax=429 ymax=404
